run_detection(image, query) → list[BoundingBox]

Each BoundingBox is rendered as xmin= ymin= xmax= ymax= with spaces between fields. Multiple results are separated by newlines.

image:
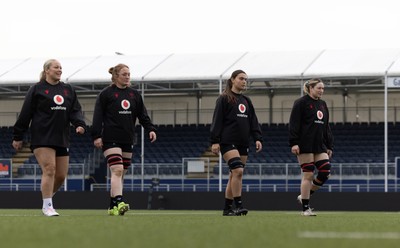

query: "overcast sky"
xmin=1 ymin=0 xmax=400 ymax=59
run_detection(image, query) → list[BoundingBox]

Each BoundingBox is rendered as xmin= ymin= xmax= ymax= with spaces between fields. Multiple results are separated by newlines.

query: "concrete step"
xmin=186 ymin=172 xmax=209 ymax=178
xmin=12 ymin=157 xmax=28 ymax=163
xmin=13 ymin=154 xmax=31 ymax=160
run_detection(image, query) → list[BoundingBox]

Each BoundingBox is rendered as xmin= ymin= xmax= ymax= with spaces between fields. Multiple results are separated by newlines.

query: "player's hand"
xmin=149 ymin=131 xmax=157 ymax=143
xmin=291 ymin=145 xmax=300 ymax=155
xmin=255 ymin=141 xmax=262 ymax=152
xmin=76 ymin=126 xmax=85 ymax=134
xmin=12 ymin=140 xmax=23 ymax=151
xmin=94 ymin=138 xmax=103 ymax=149
xmin=211 ymin=144 xmax=220 ymax=155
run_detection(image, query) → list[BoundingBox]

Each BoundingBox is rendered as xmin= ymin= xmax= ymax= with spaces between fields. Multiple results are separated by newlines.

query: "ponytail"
xmin=40 ymin=59 xmax=57 ymax=81
xmin=222 ymin=69 xmax=246 ymax=103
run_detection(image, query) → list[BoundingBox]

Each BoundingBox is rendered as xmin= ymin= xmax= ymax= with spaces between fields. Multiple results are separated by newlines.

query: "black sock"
xmin=109 ymin=197 xmax=116 ymax=209
xmin=224 ymin=198 xmax=233 ymax=210
xmin=302 ymin=199 xmax=310 ymax=211
xmin=115 ymin=195 xmax=123 ymax=205
xmin=234 ymin=196 xmax=242 ymax=208
xmin=310 ymin=190 xmax=315 ymax=195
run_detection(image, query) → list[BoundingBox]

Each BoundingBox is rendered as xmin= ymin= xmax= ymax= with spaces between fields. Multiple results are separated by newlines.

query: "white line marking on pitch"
xmin=298 ymin=231 xmax=400 ymax=239
xmin=127 ymin=212 xmax=217 ymax=216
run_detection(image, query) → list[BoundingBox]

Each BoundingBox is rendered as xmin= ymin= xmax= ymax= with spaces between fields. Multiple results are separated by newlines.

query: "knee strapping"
xmin=227 ymin=157 xmax=244 ymax=170
xmin=122 ymin=157 xmax=131 ymax=169
xmin=301 ymin=162 xmax=315 ymax=172
xmin=106 ymin=154 xmax=123 ymax=167
xmin=314 ymin=159 xmax=331 ymax=185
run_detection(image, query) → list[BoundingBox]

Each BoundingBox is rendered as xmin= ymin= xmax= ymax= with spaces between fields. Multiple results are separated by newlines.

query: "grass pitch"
xmin=0 ymin=209 xmax=399 ymax=248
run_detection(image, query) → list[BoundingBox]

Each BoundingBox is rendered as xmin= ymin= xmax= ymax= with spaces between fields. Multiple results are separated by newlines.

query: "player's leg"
xmin=223 ymin=149 xmax=247 ymax=216
xmin=297 ymin=153 xmax=316 ymax=216
xmin=116 ymin=151 xmax=133 ymax=215
xmin=223 ymin=172 xmax=235 ymax=216
xmin=34 ymin=147 xmax=59 ymax=216
xmin=53 ymin=147 xmax=69 ymax=194
xmin=104 ymin=147 xmax=124 ymax=215
xmin=312 ymin=153 xmax=331 ymax=192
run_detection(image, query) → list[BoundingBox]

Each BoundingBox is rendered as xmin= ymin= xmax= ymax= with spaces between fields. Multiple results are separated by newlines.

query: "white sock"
xmin=43 ymin=198 xmax=54 ymax=210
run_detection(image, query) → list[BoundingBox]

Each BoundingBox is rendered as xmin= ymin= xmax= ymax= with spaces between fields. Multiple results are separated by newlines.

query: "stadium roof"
xmin=1 ymin=49 xmax=400 ymax=98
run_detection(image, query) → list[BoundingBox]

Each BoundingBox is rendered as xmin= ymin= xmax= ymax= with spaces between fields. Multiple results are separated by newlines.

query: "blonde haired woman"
xmin=289 ymin=78 xmax=334 ymax=216
xmin=13 ymin=59 xmax=86 ymax=216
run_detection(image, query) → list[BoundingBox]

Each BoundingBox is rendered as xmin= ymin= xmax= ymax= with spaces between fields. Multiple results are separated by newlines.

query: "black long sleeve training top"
xmin=289 ymin=94 xmax=334 ymax=153
xmin=13 ymin=80 xmax=86 ymax=148
xmin=91 ymin=84 xmax=156 ymax=144
xmin=210 ymin=93 xmax=263 ymax=146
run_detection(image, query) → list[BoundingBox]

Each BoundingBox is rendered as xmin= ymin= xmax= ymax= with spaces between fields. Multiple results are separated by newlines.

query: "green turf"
xmin=0 ymin=210 xmax=399 ymax=248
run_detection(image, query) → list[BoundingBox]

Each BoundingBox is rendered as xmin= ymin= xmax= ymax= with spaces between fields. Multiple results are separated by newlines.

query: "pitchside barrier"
xmin=1 ymin=159 xmax=400 ymax=192
xmin=90 ymin=160 xmax=400 ymax=193
xmin=0 ymin=161 xmax=86 ymax=191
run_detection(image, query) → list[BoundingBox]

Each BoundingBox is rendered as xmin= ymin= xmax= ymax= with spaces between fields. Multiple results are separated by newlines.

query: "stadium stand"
xmin=2 ymin=122 xmax=400 ymax=174
xmin=1 ymin=122 xmax=400 ymax=191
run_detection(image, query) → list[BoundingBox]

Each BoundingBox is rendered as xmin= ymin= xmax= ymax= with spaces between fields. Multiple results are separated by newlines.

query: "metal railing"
xmin=1 ymin=162 xmax=398 ymax=192
xmin=0 ymin=163 xmax=87 ymax=191
xmin=89 ymin=162 xmax=399 ymax=192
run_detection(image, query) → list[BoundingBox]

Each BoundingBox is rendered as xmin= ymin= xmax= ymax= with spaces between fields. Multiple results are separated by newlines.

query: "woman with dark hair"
xmin=210 ymin=69 xmax=263 ymax=216
xmin=92 ymin=63 xmax=157 ymax=216
xmin=12 ymin=59 xmax=86 ymax=216
xmin=289 ymin=78 xmax=334 ymax=216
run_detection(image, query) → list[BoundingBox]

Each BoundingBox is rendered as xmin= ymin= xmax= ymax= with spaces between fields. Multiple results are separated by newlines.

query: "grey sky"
xmin=1 ymin=0 xmax=400 ymax=59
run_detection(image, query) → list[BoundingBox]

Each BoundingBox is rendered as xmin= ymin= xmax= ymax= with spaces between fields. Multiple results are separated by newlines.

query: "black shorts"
xmin=102 ymin=142 xmax=133 ymax=153
xmin=31 ymin=145 xmax=69 ymax=157
xmin=220 ymin=144 xmax=249 ymax=156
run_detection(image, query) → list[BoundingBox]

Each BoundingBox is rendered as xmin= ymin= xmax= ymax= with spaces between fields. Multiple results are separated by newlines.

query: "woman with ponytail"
xmin=12 ymin=59 xmax=86 ymax=216
xmin=289 ymin=78 xmax=334 ymax=216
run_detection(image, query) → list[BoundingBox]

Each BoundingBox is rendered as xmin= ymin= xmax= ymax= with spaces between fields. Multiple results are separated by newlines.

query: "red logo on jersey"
xmin=53 ymin=95 xmax=64 ymax=105
xmin=121 ymin=100 xmax=130 ymax=110
xmin=317 ymin=110 xmax=323 ymax=120
xmin=238 ymin=104 xmax=246 ymax=113
xmin=114 ymin=93 xmax=119 ymax=98
xmin=45 ymin=90 xmax=49 ymax=95
xmin=309 ymin=104 xmax=313 ymax=109
xmin=64 ymin=89 xmax=69 ymax=96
